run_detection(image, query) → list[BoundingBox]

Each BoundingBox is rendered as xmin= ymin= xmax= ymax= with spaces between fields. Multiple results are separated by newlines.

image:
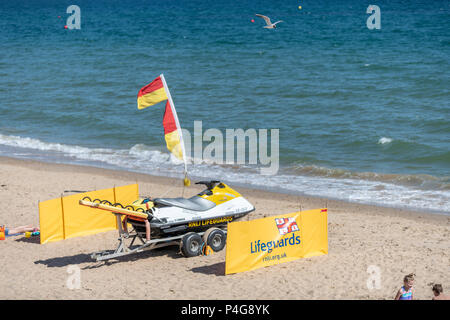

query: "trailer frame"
xmin=90 ymin=213 xmax=226 ymax=262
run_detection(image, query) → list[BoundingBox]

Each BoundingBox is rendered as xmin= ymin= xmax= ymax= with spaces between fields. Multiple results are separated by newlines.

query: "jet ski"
xmin=128 ymin=180 xmax=255 ymax=238
xmin=79 ymin=180 xmax=254 ymax=260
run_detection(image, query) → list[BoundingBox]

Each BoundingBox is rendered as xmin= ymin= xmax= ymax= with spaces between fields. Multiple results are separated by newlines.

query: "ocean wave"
xmin=378 ymin=137 xmax=392 ymax=144
xmin=0 ymin=133 xmax=448 ymax=213
xmin=285 ymin=163 xmax=449 ymax=190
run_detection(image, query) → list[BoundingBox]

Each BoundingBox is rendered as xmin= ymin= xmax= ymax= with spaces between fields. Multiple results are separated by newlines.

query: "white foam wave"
xmin=0 ymin=134 xmax=448 ymax=214
xmin=378 ymin=137 xmax=393 ymax=144
xmin=0 ymin=134 xmax=179 ymax=172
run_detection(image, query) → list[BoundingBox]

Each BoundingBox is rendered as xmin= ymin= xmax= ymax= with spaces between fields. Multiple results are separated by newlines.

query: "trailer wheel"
xmin=203 ymin=228 xmax=226 ymax=252
xmin=180 ymin=232 xmax=203 ymax=257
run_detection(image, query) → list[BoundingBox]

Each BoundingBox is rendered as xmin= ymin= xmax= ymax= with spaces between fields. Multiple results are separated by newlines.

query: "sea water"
xmin=0 ymin=0 xmax=449 ymax=213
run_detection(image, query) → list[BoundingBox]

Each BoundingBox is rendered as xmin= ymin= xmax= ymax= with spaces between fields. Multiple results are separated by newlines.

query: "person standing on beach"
xmin=395 ymin=273 xmax=415 ymax=300
xmin=432 ymin=284 xmax=449 ymax=300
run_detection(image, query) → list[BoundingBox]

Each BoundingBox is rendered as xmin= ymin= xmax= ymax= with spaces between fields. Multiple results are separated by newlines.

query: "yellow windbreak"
xmin=225 ymin=208 xmax=328 ymax=275
xmin=39 ymin=184 xmax=139 ymax=244
xmin=39 ymin=197 xmax=65 ymax=244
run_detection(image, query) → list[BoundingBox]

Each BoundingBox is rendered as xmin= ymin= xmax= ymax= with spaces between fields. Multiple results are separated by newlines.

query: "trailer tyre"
xmin=204 ymin=228 xmax=226 ymax=252
xmin=180 ymin=232 xmax=203 ymax=257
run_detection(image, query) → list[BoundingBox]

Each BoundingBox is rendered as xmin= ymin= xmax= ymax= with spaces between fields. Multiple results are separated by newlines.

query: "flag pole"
xmin=159 ymin=74 xmax=189 ymax=177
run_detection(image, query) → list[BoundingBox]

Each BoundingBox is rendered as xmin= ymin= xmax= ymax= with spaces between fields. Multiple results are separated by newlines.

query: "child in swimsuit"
xmin=395 ymin=273 xmax=415 ymax=300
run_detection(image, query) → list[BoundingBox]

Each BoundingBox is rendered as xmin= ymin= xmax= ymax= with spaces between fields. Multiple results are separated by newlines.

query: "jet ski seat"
xmin=153 ymin=196 xmax=216 ymax=212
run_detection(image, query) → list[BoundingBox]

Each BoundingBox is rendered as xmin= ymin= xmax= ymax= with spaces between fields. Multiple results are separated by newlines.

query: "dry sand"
xmin=0 ymin=156 xmax=448 ymax=300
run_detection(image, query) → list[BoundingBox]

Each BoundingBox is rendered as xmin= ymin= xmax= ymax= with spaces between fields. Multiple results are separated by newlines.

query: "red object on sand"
xmin=0 ymin=226 xmax=5 ymax=240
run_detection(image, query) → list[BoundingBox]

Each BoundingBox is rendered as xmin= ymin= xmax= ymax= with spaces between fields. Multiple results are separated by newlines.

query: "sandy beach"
xmin=0 ymin=156 xmax=448 ymax=300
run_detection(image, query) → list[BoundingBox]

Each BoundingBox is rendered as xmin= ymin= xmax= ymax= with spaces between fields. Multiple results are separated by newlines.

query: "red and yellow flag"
xmin=137 ymin=75 xmax=190 ymax=186
xmin=163 ymin=100 xmax=183 ymax=160
xmin=137 ymin=76 xmax=168 ymax=110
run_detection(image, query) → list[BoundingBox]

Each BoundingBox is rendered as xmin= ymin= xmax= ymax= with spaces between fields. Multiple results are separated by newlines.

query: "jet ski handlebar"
xmin=195 ymin=180 xmax=221 ymax=190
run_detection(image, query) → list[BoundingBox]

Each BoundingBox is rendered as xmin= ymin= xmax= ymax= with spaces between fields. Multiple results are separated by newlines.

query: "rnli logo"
xmin=275 ymin=217 xmax=299 ymax=235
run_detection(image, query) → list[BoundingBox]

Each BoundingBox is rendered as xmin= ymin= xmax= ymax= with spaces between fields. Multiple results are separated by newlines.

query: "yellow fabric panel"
xmin=39 ymin=197 xmax=64 ymax=244
xmin=299 ymin=209 xmax=328 ymax=258
xmin=114 ymin=184 xmax=139 ymax=205
xmin=62 ymin=188 xmax=117 ymax=240
xmin=225 ymin=208 xmax=328 ymax=275
xmin=38 ymin=184 xmax=140 ymax=244
xmin=164 ymin=130 xmax=183 ymax=160
xmin=114 ymin=184 xmax=140 ymax=229
xmin=137 ymin=87 xmax=167 ymax=109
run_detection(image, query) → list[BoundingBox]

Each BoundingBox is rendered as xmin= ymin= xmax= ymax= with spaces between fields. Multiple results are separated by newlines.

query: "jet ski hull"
xmin=129 ymin=189 xmax=255 ymax=238
xmin=130 ymin=208 xmax=254 ymax=238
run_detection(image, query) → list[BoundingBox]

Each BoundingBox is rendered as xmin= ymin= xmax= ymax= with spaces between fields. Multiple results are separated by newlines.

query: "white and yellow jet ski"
xmin=80 ymin=180 xmax=254 ymax=260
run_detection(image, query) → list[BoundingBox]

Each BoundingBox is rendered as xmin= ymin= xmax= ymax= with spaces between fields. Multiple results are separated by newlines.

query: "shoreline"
xmin=0 ymin=155 xmax=448 ymax=299
xmin=0 ymin=155 xmax=448 ymax=223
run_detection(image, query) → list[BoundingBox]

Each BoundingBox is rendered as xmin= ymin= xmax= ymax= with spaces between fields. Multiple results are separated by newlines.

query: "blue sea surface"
xmin=0 ymin=0 xmax=449 ymax=213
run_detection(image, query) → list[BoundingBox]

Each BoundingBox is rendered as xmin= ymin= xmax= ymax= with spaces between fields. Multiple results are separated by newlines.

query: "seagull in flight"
xmin=255 ymin=14 xmax=283 ymax=29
